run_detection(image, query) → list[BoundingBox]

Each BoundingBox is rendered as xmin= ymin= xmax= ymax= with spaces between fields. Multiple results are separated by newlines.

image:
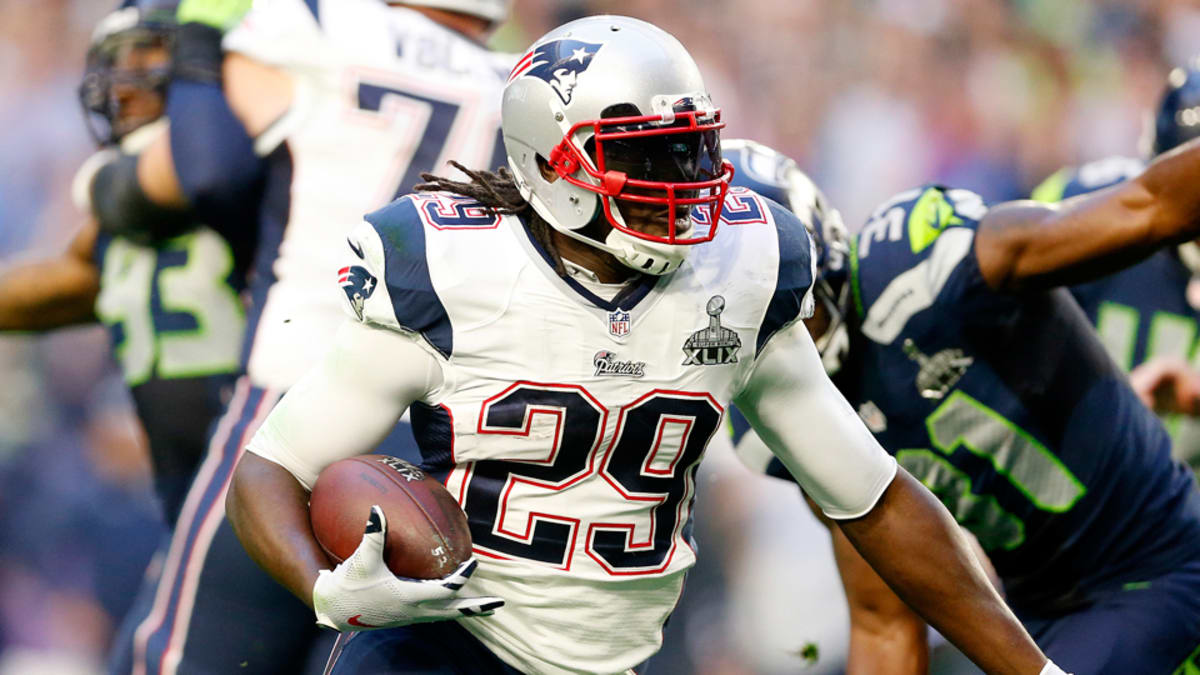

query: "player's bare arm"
xmin=228 ymin=316 xmax=502 ymax=631
xmin=227 ymin=320 xmax=435 ymax=603
xmin=226 ymin=453 xmax=329 ymax=605
xmin=796 ymin=492 xmax=928 ymax=675
xmin=0 ymin=220 xmax=101 ymax=331
xmin=975 ymin=137 xmax=1200 ymax=292
xmin=734 ymin=319 xmax=1050 ymax=675
xmin=830 ymin=524 xmax=928 ymax=675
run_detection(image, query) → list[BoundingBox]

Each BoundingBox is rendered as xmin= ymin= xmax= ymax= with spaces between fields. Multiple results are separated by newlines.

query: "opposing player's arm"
xmin=131 ymin=53 xmax=280 ymax=225
xmin=793 ymin=493 xmax=929 ymax=675
xmin=831 ymin=522 xmax=928 ymax=674
xmin=111 ymin=13 xmax=290 ymax=233
xmin=226 ymin=319 xmax=444 ymax=603
xmin=0 ymin=221 xmax=101 ymax=331
xmin=976 ymin=137 xmax=1200 ymax=292
xmin=733 ymin=320 xmax=1050 ymax=675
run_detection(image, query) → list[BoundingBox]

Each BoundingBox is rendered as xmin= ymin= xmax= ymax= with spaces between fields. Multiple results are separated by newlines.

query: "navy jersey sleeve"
xmin=342 ymin=196 xmax=453 ymax=358
xmin=854 ymin=186 xmax=1023 ymax=345
xmin=166 ymin=79 xmax=267 ymax=237
xmin=1030 ymin=156 xmax=1144 ymax=203
xmin=756 ymin=198 xmax=816 ymax=354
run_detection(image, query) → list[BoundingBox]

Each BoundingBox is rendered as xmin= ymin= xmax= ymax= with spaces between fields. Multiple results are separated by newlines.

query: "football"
xmin=309 ymin=455 xmax=472 ymax=580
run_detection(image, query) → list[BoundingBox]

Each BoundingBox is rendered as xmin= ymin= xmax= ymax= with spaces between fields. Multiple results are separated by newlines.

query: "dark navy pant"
xmin=325 ymin=621 xmax=524 ymax=675
xmin=1018 ymin=556 xmax=1200 ymax=675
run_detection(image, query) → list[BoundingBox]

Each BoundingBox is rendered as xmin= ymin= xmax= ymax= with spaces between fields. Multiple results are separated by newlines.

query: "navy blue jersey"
xmin=837 ymin=185 xmax=1200 ymax=611
xmin=1031 ymin=156 xmax=1200 ymax=371
xmin=92 ymin=227 xmax=249 ymax=524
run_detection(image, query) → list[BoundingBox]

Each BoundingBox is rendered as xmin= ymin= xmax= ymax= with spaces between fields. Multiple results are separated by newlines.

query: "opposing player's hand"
xmin=312 ymin=505 xmax=503 ymax=632
xmin=176 ymin=0 xmax=252 ymax=31
xmin=1129 ymin=357 xmax=1200 ymax=416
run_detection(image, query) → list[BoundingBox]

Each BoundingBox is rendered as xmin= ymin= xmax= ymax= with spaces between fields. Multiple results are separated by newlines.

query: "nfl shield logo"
xmin=608 ymin=310 xmax=631 ymax=337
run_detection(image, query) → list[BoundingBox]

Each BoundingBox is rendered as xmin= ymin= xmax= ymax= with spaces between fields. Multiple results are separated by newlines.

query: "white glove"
xmin=312 ymin=505 xmax=503 ymax=632
xmin=1039 ymin=662 xmax=1072 ymax=675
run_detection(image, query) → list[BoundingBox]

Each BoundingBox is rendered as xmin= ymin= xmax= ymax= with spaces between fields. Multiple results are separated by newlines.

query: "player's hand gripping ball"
xmin=310 ymin=455 xmax=472 ymax=579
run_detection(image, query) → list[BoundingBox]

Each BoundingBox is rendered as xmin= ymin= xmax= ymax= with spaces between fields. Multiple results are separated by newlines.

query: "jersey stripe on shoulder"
xmin=756 ymin=198 xmax=816 ymax=353
xmin=359 ymin=196 xmax=454 ymax=357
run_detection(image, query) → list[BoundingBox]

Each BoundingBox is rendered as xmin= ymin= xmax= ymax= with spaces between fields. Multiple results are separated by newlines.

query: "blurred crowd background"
xmin=2 ymin=0 xmax=1198 ymax=673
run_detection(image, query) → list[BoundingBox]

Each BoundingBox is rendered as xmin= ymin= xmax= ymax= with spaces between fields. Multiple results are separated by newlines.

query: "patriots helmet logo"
xmin=338 ymin=265 xmax=377 ymax=321
xmin=509 ymin=39 xmax=604 ymax=106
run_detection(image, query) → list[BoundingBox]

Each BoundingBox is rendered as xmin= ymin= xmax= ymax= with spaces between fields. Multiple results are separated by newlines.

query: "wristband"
xmin=173 ymin=22 xmax=224 ymax=85
xmin=91 ymin=154 xmax=194 ymax=245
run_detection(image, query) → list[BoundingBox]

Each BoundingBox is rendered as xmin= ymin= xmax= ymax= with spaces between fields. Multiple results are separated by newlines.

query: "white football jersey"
xmin=340 ymin=187 xmax=819 ymax=674
xmin=223 ymin=0 xmax=512 ymax=390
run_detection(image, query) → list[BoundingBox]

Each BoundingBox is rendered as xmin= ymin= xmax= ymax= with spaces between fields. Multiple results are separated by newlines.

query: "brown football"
xmin=309 ymin=455 xmax=472 ymax=579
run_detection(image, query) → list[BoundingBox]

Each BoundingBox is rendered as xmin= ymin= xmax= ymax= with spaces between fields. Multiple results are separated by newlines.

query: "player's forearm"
xmin=1140 ymin=136 xmax=1200 ymax=243
xmin=978 ymin=138 xmax=1200 ymax=293
xmin=837 ymin=470 xmax=1046 ymax=675
xmin=226 ymin=452 xmax=331 ymax=607
xmin=0 ymin=259 xmax=99 ymax=331
xmin=845 ymin=620 xmax=928 ymax=675
xmin=828 ymin=520 xmax=930 ymax=675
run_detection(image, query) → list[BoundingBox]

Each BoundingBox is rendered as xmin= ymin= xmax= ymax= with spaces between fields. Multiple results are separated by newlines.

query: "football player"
xmin=77 ymin=0 xmax=518 ymax=672
xmin=1031 ymin=59 xmax=1200 ymax=468
xmin=728 ymin=138 xmax=1200 ymax=673
xmin=0 ymin=0 xmax=252 ymax=529
xmin=226 ymin=16 xmax=1066 ymax=675
xmin=46 ymin=4 xmax=329 ymax=675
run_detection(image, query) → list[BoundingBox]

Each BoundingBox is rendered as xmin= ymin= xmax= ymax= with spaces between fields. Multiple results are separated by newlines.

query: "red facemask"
xmin=545 ymin=108 xmax=736 ymax=245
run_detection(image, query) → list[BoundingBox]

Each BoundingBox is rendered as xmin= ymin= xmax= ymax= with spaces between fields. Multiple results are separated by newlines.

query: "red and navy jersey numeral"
xmin=411 ymin=194 xmax=501 ymax=230
xmin=692 ymin=187 xmax=767 ymax=226
xmin=465 ymin=383 xmax=607 ymax=568
xmin=460 ymin=383 xmax=723 ymax=574
xmin=587 ymin=391 xmax=721 ymax=575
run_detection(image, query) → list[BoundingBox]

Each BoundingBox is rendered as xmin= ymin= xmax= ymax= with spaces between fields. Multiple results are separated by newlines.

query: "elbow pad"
xmin=90 ymin=154 xmax=194 ymax=245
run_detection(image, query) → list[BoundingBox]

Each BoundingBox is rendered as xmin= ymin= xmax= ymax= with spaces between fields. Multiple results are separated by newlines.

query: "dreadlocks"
xmin=417 ymin=161 xmax=567 ymax=276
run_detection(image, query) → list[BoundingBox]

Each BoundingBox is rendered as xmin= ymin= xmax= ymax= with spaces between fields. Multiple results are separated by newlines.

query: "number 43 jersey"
xmin=840 ymin=185 xmax=1200 ymax=612
xmin=344 ymin=187 xmax=817 ymax=674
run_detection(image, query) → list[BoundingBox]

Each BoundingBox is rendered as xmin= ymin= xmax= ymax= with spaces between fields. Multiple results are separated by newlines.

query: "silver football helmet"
xmin=396 ymin=0 xmax=511 ymax=24
xmin=501 ymin=15 xmax=734 ymax=275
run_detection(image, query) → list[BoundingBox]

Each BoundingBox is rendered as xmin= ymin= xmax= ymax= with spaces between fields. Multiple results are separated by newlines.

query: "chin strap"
xmin=602 ymin=227 xmax=687 ymax=276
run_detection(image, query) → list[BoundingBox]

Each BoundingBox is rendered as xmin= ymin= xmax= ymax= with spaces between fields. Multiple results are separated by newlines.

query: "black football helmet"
xmin=79 ymin=0 xmax=177 ymax=146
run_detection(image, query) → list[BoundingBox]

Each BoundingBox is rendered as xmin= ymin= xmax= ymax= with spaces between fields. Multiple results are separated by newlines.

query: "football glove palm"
xmin=312 ymin=505 xmax=503 ymax=632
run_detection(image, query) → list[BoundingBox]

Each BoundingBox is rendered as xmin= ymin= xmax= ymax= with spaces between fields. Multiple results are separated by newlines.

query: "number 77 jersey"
xmin=839 ymin=185 xmax=1200 ymax=612
xmin=342 ymin=187 xmax=817 ymax=675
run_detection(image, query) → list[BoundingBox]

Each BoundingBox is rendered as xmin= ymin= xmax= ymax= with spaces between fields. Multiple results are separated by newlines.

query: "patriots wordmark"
xmin=593 ymin=351 xmax=646 ymax=377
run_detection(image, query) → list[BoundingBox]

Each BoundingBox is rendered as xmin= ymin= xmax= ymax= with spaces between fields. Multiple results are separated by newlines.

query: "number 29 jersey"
xmin=221 ymin=0 xmax=511 ymax=390
xmin=840 ymin=185 xmax=1200 ymax=612
xmin=343 ymin=187 xmax=818 ymax=674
